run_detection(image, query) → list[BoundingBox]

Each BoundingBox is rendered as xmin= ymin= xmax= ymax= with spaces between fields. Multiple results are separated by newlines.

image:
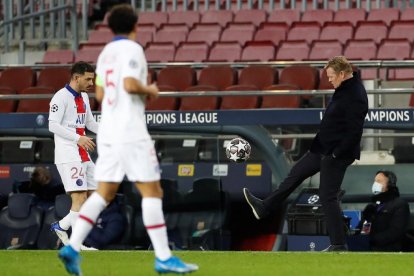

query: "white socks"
xmin=59 ymin=210 xmax=78 ymax=230
xmin=69 ymin=192 xmax=107 ymax=252
xmin=142 ymin=197 xmax=172 ymax=261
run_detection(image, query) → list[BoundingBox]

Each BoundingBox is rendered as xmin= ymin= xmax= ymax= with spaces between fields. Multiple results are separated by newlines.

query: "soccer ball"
xmin=225 ymin=138 xmax=251 ymax=163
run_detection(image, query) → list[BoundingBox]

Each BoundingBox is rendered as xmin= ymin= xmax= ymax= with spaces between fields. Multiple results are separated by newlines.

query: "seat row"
xmin=0 ymin=65 xmax=326 ymax=112
xmin=98 ymin=8 xmax=414 ymax=30
xmin=0 ymin=178 xmax=230 ymax=250
xmin=44 ymin=19 xmax=414 ymax=65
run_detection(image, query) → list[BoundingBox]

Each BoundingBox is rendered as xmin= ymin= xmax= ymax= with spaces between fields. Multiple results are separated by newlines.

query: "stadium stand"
xmin=168 ymin=10 xmax=201 ymax=27
xmin=354 ymin=21 xmax=388 ymax=44
xmin=37 ymin=67 xmax=71 ymax=91
xmin=220 ymin=22 xmax=256 ymax=46
xmin=174 ymin=42 xmax=210 ymax=62
xmin=0 ymin=67 xmax=35 ymax=94
xmin=301 ymin=9 xmax=334 ymax=26
xmin=319 ymin=21 xmax=353 ymax=45
xmin=308 ymin=40 xmax=343 ymax=61
xmin=276 ymin=40 xmax=310 ymax=61
xmin=287 ymin=22 xmax=321 ymax=44
xmin=208 ymin=41 xmax=242 ymax=62
xmin=200 ymin=10 xmax=234 ymax=27
xmin=145 ymin=42 xmax=176 ymax=62
xmin=41 ymin=50 xmax=74 ymax=64
xmin=267 ymin=9 xmax=301 ymax=26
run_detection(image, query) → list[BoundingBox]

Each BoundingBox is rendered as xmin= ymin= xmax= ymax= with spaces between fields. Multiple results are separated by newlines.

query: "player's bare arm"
xmin=95 ymin=85 xmax=104 ymax=103
xmin=123 ymin=77 xmax=159 ymax=100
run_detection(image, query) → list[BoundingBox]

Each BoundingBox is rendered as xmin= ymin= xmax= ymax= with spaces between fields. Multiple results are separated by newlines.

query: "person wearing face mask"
xmin=356 ymin=170 xmax=410 ymax=251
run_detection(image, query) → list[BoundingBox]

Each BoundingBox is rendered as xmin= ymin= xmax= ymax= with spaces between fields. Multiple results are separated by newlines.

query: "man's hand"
xmin=146 ymin=84 xmax=159 ymax=100
xmin=77 ymin=136 xmax=96 ymax=151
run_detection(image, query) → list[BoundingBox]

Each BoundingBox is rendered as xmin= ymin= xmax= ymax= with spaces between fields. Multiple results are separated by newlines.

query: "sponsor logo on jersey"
xmin=76 ymin=113 xmax=86 ymax=125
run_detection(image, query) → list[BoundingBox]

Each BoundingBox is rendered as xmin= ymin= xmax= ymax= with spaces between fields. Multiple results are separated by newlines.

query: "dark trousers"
xmin=263 ymin=151 xmax=354 ymax=245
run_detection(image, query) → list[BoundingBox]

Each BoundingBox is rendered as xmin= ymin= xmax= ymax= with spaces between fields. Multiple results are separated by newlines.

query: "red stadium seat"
xmin=354 ymin=21 xmax=388 ymax=44
xmin=267 ymin=9 xmax=301 ymax=26
xmin=137 ymin=23 xmax=157 ymax=37
xmin=366 ymin=8 xmax=400 ymax=26
xmin=138 ymin=12 xmax=168 ymax=28
xmin=237 ymin=66 xmax=278 ymax=89
xmin=334 ymin=8 xmax=366 ymax=26
xmin=241 ymin=41 xmax=276 ymax=61
xmin=0 ymin=87 xmax=17 ymax=112
xmin=261 ymin=84 xmax=301 ymax=108
xmin=37 ymin=67 xmax=71 ymax=91
xmin=275 ymin=40 xmax=309 ymax=61
xmin=145 ymin=42 xmax=176 ymax=63
xmin=157 ymin=67 xmax=197 ymax=91
xmin=254 ymin=23 xmax=288 ymax=46
xmin=194 ymin=66 xmax=237 ymax=90
xmin=180 ymin=86 xmax=219 ymax=110
xmin=388 ymin=21 xmax=414 ymax=43
xmin=344 ymin=39 xmax=377 ymax=60
xmin=181 ymin=66 xmax=236 ymax=110
xmin=377 ymin=39 xmax=411 ymax=60
xmin=87 ymin=29 xmax=113 ymax=44
xmin=400 ymin=8 xmax=414 ymax=21
xmin=0 ymin=67 xmax=35 ymax=93
xmin=16 ymin=87 xmax=55 ymax=113
xmin=187 ymin=23 xmax=222 ymax=46
xmin=320 ymin=22 xmax=353 ymax=45
xmin=220 ymin=85 xmax=260 ymax=110
xmin=154 ymin=24 xmax=189 ymax=46
xmin=221 ymin=66 xmax=278 ymax=109
xmin=220 ymin=23 xmax=256 ymax=46
xmin=41 ymin=50 xmax=74 ymax=64
xmin=74 ymin=48 xmax=102 ymax=63
xmin=233 ymin=9 xmax=267 ymax=27
xmin=136 ymin=31 xmax=153 ymax=48
xmin=287 ymin=22 xmax=321 ymax=44
xmin=308 ymin=40 xmax=343 ymax=61
xmin=174 ymin=42 xmax=209 ymax=62
xmin=208 ymin=41 xmax=242 ymax=62
xmin=279 ymin=66 xmax=319 ymax=90
xmin=168 ymin=11 xmax=200 ymax=28
xmin=201 ymin=10 xmax=233 ymax=28
xmin=318 ymin=68 xmax=332 ymax=90
xmin=301 ymin=9 xmax=334 ymax=27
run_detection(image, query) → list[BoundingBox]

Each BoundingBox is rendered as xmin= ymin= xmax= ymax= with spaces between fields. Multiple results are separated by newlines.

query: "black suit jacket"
xmin=359 ymin=195 xmax=410 ymax=252
xmin=310 ymin=72 xmax=368 ymax=159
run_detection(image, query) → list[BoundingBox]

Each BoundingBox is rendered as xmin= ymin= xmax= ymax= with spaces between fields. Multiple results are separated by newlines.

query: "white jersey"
xmin=49 ymin=85 xmax=98 ymax=164
xmin=95 ymin=38 xmax=150 ymax=144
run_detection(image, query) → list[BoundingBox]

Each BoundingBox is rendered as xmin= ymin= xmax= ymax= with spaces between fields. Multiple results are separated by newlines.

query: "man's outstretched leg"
xmin=243 ymin=151 xmax=321 ymax=219
xmin=136 ymin=181 xmax=198 ymax=274
xmin=58 ymin=183 xmax=116 ymax=276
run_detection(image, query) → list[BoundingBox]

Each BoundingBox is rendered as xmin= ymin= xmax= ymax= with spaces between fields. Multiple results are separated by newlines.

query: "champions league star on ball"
xmin=226 ymin=138 xmax=251 ymax=163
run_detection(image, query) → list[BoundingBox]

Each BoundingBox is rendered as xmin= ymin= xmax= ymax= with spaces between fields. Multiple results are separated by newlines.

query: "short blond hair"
xmin=325 ymin=56 xmax=353 ymax=75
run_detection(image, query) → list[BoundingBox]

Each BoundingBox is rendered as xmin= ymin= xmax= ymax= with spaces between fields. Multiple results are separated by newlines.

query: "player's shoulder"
xmin=52 ymin=87 xmax=69 ymax=100
xmin=111 ymin=39 xmax=143 ymax=53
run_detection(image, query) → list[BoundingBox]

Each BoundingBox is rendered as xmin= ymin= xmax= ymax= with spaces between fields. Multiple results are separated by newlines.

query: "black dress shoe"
xmin=322 ymin=244 xmax=348 ymax=252
xmin=243 ymin=188 xmax=269 ymax=220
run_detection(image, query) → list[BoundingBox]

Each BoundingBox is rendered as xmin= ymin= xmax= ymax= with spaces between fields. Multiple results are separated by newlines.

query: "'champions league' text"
xmin=146 ymin=112 xmax=218 ymax=125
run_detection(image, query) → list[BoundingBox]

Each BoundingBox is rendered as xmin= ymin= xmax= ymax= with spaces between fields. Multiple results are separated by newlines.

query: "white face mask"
xmin=372 ymin=182 xmax=384 ymax=195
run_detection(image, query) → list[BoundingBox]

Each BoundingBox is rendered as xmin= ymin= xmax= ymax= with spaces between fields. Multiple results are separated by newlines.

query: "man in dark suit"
xmin=243 ymin=56 xmax=368 ymax=251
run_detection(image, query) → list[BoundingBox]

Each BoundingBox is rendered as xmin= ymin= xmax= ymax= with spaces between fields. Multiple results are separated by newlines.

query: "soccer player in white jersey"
xmin=58 ymin=4 xmax=198 ymax=275
xmin=49 ymin=62 xmax=98 ymax=250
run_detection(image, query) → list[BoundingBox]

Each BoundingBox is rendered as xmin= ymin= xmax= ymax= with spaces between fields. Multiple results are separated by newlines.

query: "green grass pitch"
xmin=0 ymin=250 xmax=413 ymax=275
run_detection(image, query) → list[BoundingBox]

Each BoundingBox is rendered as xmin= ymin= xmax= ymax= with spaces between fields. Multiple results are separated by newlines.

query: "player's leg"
xmin=52 ymin=162 xmax=88 ymax=245
xmin=319 ymin=156 xmax=354 ymax=251
xmin=136 ymin=181 xmax=198 ymax=274
xmin=127 ymin=139 xmax=197 ymax=273
xmin=244 ymin=151 xmax=321 ymax=219
xmin=59 ymin=182 xmax=118 ymax=275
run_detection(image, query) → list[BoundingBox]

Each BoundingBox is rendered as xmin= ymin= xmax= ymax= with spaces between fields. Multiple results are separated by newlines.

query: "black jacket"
xmin=310 ymin=72 xmax=368 ymax=159
xmin=358 ymin=190 xmax=410 ymax=251
xmin=84 ymin=200 xmax=126 ymax=249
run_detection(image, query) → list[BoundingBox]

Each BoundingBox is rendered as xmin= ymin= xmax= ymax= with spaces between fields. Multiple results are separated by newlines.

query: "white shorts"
xmin=56 ymin=161 xmax=97 ymax=192
xmin=94 ymin=140 xmax=161 ymax=183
